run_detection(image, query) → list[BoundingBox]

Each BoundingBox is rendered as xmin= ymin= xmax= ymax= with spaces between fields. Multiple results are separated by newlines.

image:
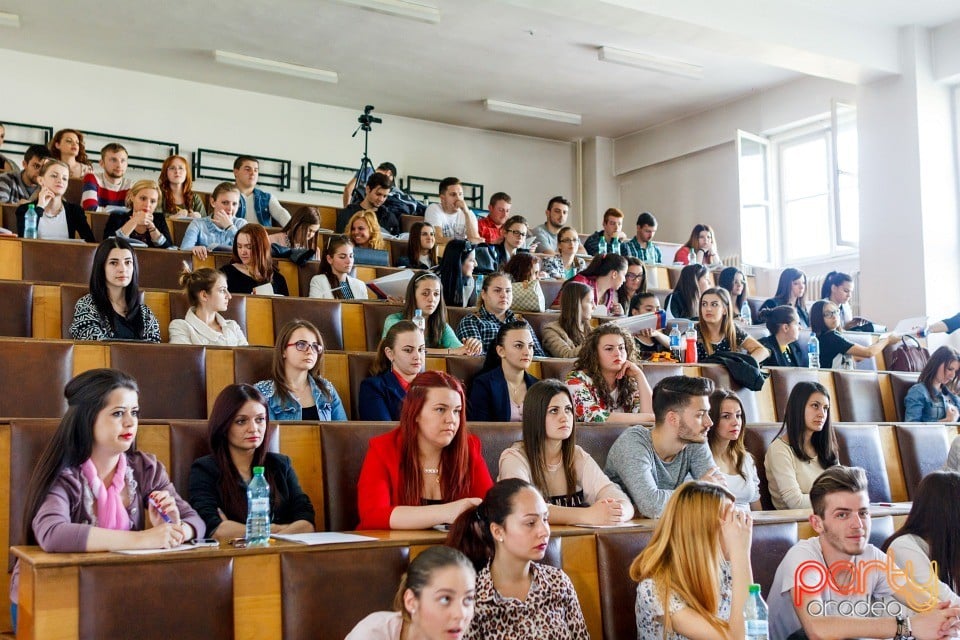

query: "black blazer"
xmin=468 ymin=367 xmax=539 ymax=422
xmin=759 ymin=334 xmax=808 ymax=368
xmin=103 ymin=209 xmax=172 ymax=247
xmin=16 ymin=201 xmax=96 ymax=242
xmin=358 ymin=370 xmax=407 ymax=421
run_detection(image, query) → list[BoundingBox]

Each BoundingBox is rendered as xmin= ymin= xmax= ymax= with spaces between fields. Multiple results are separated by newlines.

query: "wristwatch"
xmin=894 ymin=614 xmax=915 ymax=640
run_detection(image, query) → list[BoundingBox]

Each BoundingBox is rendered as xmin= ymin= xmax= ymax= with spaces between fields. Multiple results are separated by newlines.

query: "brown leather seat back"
xmin=744 ymin=423 xmax=784 ymax=510
xmin=89 ymin=212 xmax=109 ymax=242
xmin=170 ymin=218 xmax=191 ymax=245
xmin=168 ymin=421 xmax=213 ymax=501
xmin=320 ymin=422 xmax=393 ymax=531
xmin=596 ymin=529 xmax=654 ymax=640
xmin=22 ymin=239 xmax=96 ymax=285
xmin=833 ymin=370 xmax=883 ymax=422
xmin=169 ymin=291 xmax=248 ymax=335
xmin=0 ymin=204 xmax=15 ymax=232
xmin=347 ymin=352 xmax=378 ymax=420
xmin=640 ymin=363 xmax=684 ymax=390
xmin=540 ymin=280 xmax=563 ymax=310
xmin=445 ymin=355 xmax=485 ymax=391
xmin=768 ymin=367 xmax=819 ymax=420
xmin=9 ymin=420 xmax=60 ymax=563
xmin=521 ymin=311 xmax=559 ymax=343
xmin=539 ymin=358 xmax=577 ymax=382
xmin=80 ymin=558 xmax=234 ymax=640
xmin=109 ymin=343 xmax=207 ymax=419
xmin=60 ymin=284 xmax=89 ymax=338
xmin=577 ymin=423 xmax=630 ymax=469
xmin=470 ymin=423 xmax=523 ymax=479
xmin=64 ymin=178 xmax=83 ymax=205
xmin=282 ymin=546 xmax=409 ymax=640
xmin=0 ymin=341 xmax=72 ymax=417
xmin=134 ymin=247 xmax=192 ymax=290
xmin=400 ymin=215 xmax=423 ymax=233
xmin=446 ymin=306 xmax=472 ymax=334
xmin=297 ymin=261 xmax=323 ymax=299
xmin=889 ymin=372 xmax=920 ymax=421
xmin=834 ymin=424 xmax=892 ymax=502
xmin=271 ymin=297 xmax=343 ymax=350
xmin=362 ymin=303 xmax=403 ymax=351
xmin=751 ymin=521 xmax=799 ymax=599
xmin=233 ymin=347 xmax=275 ymax=385
xmin=0 ymin=281 xmax=33 ymax=337
xmin=699 ymin=364 xmax=760 ymax=423
xmin=895 ymin=424 xmax=951 ymax=498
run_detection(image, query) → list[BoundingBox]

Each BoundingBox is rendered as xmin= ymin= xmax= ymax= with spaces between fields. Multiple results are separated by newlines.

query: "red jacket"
xmin=357 ymin=429 xmax=493 ymax=530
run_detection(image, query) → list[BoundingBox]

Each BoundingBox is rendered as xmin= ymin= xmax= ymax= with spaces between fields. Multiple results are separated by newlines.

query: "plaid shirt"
xmin=622 ymin=237 xmax=663 ymax=263
xmin=455 ymin=306 xmax=546 ymax=357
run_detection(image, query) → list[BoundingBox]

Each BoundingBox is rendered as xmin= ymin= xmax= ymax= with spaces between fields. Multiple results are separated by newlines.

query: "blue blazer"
xmin=758 ymin=335 xmax=808 ymax=368
xmin=358 ymin=370 xmax=407 ymax=421
xmin=469 ymin=368 xmax=539 ymax=422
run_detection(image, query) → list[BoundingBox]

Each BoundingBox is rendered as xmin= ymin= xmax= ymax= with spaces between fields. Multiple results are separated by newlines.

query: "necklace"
xmin=423 ymin=467 xmax=440 ymax=484
xmin=506 ymin=378 xmax=526 ymax=405
xmin=546 ymin=459 xmax=562 ymax=472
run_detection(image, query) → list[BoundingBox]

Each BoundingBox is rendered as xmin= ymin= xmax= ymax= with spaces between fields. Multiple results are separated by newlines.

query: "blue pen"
xmin=149 ymin=495 xmax=174 ymax=524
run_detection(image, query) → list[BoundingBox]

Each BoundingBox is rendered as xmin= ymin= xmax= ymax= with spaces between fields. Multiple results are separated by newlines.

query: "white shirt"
xmin=37 ymin=207 xmax=70 ymax=240
xmin=424 ymin=203 xmax=473 ymax=239
xmin=887 ymin=533 xmax=958 ymax=603
xmin=719 ymin=452 xmax=761 ymax=507
xmin=308 ymin=274 xmax=369 ymax=300
xmin=168 ymin=308 xmax=248 ymax=346
xmin=242 ymin=192 xmax=291 ymax=227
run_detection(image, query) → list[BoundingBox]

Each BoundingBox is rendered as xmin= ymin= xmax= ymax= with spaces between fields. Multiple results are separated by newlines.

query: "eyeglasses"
xmin=823 ymin=310 xmax=839 ymax=318
xmin=624 ymin=273 xmax=642 ymax=281
xmin=286 ymin=340 xmax=322 ymax=354
xmin=558 ymin=238 xmax=579 ymax=244
xmin=507 ymin=229 xmax=527 ymax=237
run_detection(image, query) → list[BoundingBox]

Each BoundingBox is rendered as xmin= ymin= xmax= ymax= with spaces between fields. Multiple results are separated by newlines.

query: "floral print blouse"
xmin=635 ymin=561 xmax=732 ymax=640
xmin=565 ymin=369 xmax=642 ymax=423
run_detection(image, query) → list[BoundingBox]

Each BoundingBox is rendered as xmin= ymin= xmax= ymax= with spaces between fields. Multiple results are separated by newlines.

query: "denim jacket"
xmin=254 ymin=377 xmax=347 ymax=422
xmin=238 ymin=188 xmax=273 ymax=226
xmin=904 ymin=382 xmax=960 ymax=422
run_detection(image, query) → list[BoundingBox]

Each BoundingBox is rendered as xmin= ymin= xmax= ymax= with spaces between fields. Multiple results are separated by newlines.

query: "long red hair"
xmin=158 ymin=155 xmax=197 ymax=215
xmin=397 ymin=371 xmax=471 ymax=506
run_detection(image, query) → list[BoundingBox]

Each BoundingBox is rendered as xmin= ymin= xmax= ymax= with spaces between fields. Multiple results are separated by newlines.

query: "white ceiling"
xmin=2 ymin=0 xmax=960 ymax=141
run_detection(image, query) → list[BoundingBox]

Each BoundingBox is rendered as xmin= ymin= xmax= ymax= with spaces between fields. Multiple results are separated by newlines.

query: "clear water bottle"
xmin=669 ymin=325 xmax=681 ymax=361
xmin=24 ymin=204 xmax=38 ymax=239
xmin=741 ymin=301 xmax=752 ymax=325
xmin=685 ymin=327 xmax=698 ymax=363
xmin=744 ymin=583 xmax=769 ymax=639
xmin=245 ymin=466 xmax=271 ymax=547
xmin=597 ymin=237 xmax=608 ymax=255
xmin=412 ymin=308 xmax=426 ymax=334
xmin=611 ymin=238 xmax=621 ymax=254
xmin=808 ymin=333 xmax=820 ymax=369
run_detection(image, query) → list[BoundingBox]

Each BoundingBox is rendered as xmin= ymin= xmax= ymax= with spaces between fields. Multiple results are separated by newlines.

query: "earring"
xmin=498 ymin=537 xmax=504 ymax=543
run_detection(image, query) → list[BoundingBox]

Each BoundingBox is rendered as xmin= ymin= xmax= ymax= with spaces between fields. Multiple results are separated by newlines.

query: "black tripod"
xmin=349 ymin=105 xmax=382 ymax=203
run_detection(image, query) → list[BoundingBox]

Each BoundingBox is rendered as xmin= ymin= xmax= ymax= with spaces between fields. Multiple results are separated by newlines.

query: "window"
xmin=737 ymin=131 xmax=772 ymax=265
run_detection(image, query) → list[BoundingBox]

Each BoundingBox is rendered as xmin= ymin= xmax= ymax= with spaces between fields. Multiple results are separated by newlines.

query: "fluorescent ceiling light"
xmin=213 ymin=50 xmax=338 ymax=84
xmin=598 ymin=46 xmax=703 ymax=80
xmin=0 ymin=12 xmax=21 ymax=28
xmin=484 ymin=99 xmax=581 ymax=126
xmin=333 ymin=0 xmax=440 ymax=24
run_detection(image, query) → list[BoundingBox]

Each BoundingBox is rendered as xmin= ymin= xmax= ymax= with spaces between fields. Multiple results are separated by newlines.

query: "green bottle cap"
xmin=748 ymin=584 xmax=761 ymax=594
xmin=253 ymin=466 xmax=265 ymax=475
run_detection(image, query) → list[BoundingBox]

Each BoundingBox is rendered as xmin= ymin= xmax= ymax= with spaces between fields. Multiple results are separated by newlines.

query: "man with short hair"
xmin=605 ymin=376 xmax=723 ymax=518
xmin=477 ymin=192 xmax=511 ymax=244
xmin=583 ymin=207 xmax=629 ymax=256
xmin=530 ymin=195 xmax=570 ymax=255
xmin=623 ymin=211 xmax=663 ymax=263
xmin=424 ymin=177 xmax=482 ymax=243
xmin=342 ymin=161 xmax=397 ymax=207
xmin=336 ymin=171 xmax=397 ymax=234
xmin=0 ymin=144 xmax=49 ymax=204
xmin=80 ymin=143 xmax=132 ymax=212
xmin=343 ymin=161 xmax=425 ymax=223
xmin=232 ymin=155 xmax=290 ymax=227
xmin=769 ymin=466 xmax=960 ymax=640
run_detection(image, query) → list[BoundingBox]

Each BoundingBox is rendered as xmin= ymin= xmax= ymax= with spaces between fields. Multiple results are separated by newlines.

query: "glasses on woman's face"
xmin=286 ymin=340 xmax=322 ymax=354
xmin=823 ymin=310 xmax=839 ymax=318
xmin=558 ymin=237 xmax=579 ymax=244
xmin=624 ymin=273 xmax=642 ymax=281
xmin=507 ymin=229 xmax=527 ymax=238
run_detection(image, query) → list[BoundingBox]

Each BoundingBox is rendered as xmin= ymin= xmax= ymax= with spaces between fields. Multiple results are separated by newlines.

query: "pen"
xmin=149 ymin=495 xmax=174 ymax=524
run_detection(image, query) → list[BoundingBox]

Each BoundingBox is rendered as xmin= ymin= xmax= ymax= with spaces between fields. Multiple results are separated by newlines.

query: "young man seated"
xmin=530 ymin=195 xmax=571 ymax=255
xmin=583 ymin=207 xmax=629 ymax=256
xmin=81 ymin=143 xmax=134 ymax=212
xmin=232 ymin=155 xmax=290 ymax=227
xmin=623 ymin=211 xmax=663 ymax=263
xmin=0 ymin=144 xmax=50 ymax=204
xmin=343 ymin=160 xmax=425 ymax=225
xmin=424 ymin=176 xmax=482 ymax=243
xmin=336 ymin=171 xmax=395 ymax=235
xmin=768 ymin=465 xmax=960 ymax=640
xmin=477 ymin=191 xmax=511 ymax=244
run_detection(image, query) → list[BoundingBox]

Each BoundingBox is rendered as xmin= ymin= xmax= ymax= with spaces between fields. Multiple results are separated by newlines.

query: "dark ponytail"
xmin=446 ymin=478 xmax=533 ymax=570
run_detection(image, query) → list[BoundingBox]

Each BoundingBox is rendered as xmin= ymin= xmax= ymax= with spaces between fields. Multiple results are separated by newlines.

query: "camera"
xmin=357 ymin=105 xmax=382 ymax=130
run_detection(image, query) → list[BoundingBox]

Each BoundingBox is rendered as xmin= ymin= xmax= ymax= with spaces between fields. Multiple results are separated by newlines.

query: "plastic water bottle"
xmin=245 ymin=466 xmax=271 ymax=547
xmin=741 ymin=301 xmax=752 ymax=325
xmin=611 ymin=238 xmax=621 ymax=254
xmin=24 ymin=204 xmax=38 ymax=239
xmin=669 ymin=325 xmax=681 ymax=361
xmin=597 ymin=237 xmax=608 ymax=254
xmin=412 ymin=309 xmax=426 ymax=334
xmin=744 ymin=583 xmax=769 ymax=639
xmin=684 ymin=327 xmax=698 ymax=363
xmin=808 ymin=333 xmax=820 ymax=369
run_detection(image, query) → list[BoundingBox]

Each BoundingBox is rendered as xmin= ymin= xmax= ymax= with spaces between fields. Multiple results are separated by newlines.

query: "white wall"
xmin=0 ymin=48 xmax=576 ymax=221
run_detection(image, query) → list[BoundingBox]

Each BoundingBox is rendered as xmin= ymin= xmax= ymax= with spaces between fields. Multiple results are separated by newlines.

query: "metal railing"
xmin=403 ymin=176 xmax=484 ymax=209
xmin=300 ymin=162 xmax=356 ymax=196
xmin=193 ymin=148 xmax=291 ymax=191
xmin=82 ymin=131 xmax=179 ymax=173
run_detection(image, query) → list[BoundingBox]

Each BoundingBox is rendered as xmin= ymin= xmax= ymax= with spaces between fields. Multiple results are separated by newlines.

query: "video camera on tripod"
xmin=357 ymin=105 xmax=382 ymax=132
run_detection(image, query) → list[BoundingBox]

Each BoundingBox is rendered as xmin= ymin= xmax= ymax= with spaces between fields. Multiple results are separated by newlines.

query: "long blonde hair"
xmin=629 ymin=481 xmax=736 ymax=638
xmin=347 ymin=209 xmax=385 ymax=250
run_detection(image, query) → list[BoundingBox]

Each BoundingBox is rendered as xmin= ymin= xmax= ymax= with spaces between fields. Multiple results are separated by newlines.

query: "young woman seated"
xmin=630 ymin=292 xmax=672 ymax=357
xmin=883 ymin=471 xmax=960 ymax=603
xmin=188 ymin=384 xmax=315 ymax=542
xmin=764 ymin=381 xmax=838 ymax=509
xmin=356 ymin=371 xmax=493 ymax=530
xmin=383 ymin=271 xmax=482 ymax=356
xmin=552 ymin=253 xmax=627 ymax=316
xmin=673 ymin=223 xmax=720 ymax=267
xmin=809 ymin=299 xmax=899 ymax=370
xmin=718 ymin=266 xmax=747 ymax=320
xmin=221 ymin=223 xmax=289 ymax=296
xmin=903 ymin=346 xmax=960 ymax=422
xmin=490 ymin=215 xmax=532 ymax=267
xmin=308 ymin=235 xmax=368 ymax=299
xmin=456 ymin=272 xmax=546 ymax=357
xmin=504 ymin=252 xmax=545 ymax=313
xmin=617 ymin=256 xmax=647 ymax=311
xmin=169 ymin=266 xmax=247 ymax=346
xmin=758 ymin=267 xmax=809 ymax=327
xmin=48 ymin=128 xmax=93 ymax=179
xmin=542 ymin=281 xmax=593 ymax=359
xmin=446 ymin=479 xmax=589 ymax=639
xmin=359 ymin=321 xmax=425 ymax=421
xmin=498 ymin=380 xmax=634 ymax=525
xmin=695 ymin=287 xmax=769 ymax=363
xmin=254 ymin=319 xmax=347 ymax=422
xmin=16 ymin=159 xmax=95 ymax=241
xmin=438 ymin=239 xmax=478 ymax=308
xmin=103 ymin=179 xmax=173 ymax=248
xmin=541 ymin=226 xmax=587 ymax=280
xmin=157 ymin=155 xmax=205 ymax=218
xmin=348 ymin=209 xmax=387 ymax=250
xmin=468 ymin=321 xmax=540 ymax=422
xmin=706 ymin=389 xmax=760 ymax=510
xmin=631 ymin=481 xmax=754 ymax=640
xmin=395 ymin=221 xmax=438 ymax=269
xmin=566 ymin=323 xmax=655 ymax=423
xmin=267 ymin=205 xmax=321 ymax=261
xmin=757 ymin=305 xmax=807 ymax=367
xmin=69 ymin=237 xmax=161 ymax=342
xmin=346 ymin=546 xmax=476 ymax=640
xmin=180 ymin=181 xmax=245 ymax=260
xmin=664 ymin=263 xmax=710 ymax=320
xmin=11 ymin=369 xmax=204 ymax=626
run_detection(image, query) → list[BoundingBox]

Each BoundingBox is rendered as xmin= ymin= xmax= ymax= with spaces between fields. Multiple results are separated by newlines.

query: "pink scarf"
xmin=80 ymin=455 xmax=131 ymax=531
